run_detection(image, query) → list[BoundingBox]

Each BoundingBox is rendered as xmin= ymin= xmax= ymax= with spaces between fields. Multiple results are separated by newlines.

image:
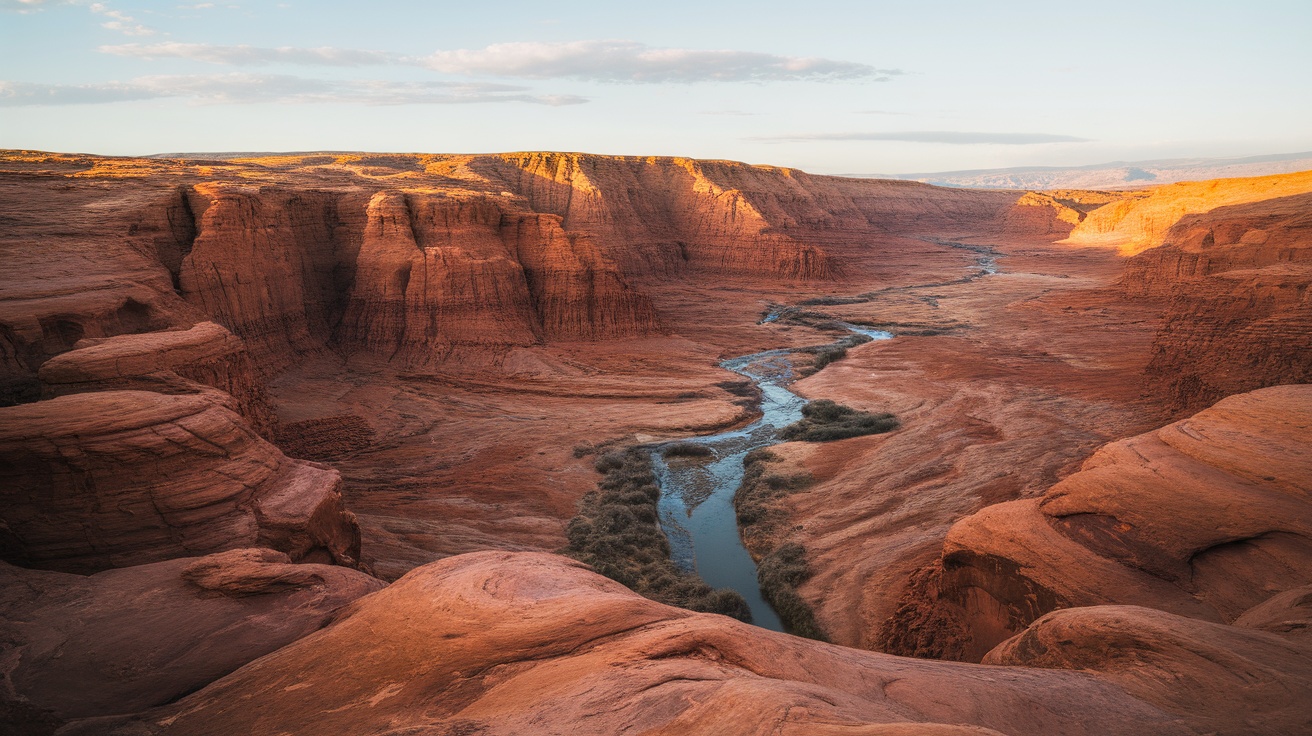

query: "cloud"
xmin=699 ymin=110 xmax=763 ymax=117
xmin=0 ymin=75 xmax=588 ymax=106
xmin=89 ymin=1 xmax=155 ymax=35
xmin=421 ymin=41 xmax=898 ymax=83
xmin=102 ymin=42 xmax=399 ymax=65
xmin=0 ymin=0 xmax=53 ymax=10
xmin=3 ymin=1 xmax=156 ymax=33
xmin=750 ymin=131 xmax=1091 ymax=145
xmin=99 ymin=40 xmax=899 ymax=83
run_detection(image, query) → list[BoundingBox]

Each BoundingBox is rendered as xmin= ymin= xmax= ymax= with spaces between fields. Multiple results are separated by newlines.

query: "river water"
xmin=653 ymin=323 xmax=893 ymax=631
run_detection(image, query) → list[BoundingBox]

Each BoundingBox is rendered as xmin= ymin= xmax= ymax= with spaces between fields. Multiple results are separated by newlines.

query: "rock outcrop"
xmin=880 ymin=385 xmax=1312 ymax=661
xmin=96 ymin=552 xmax=1189 ymax=736
xmin=176 ymin=184 xmax=351 ymax=375
xmin=1062 ymin=170 xmax=1312 ymax=255
xmin=336 ymin=192 xmax=660 ymax=364
xmin=37 ymin=321 xmax=276 ymax=436
xmin=0 ymin=548 xmax=382 ymax=725
xmin=0 ymin=390 xmax=363 ymax=573
xmin=1121 ymin=191 xmax=1312 ymax=411
xmin=984 ymin=604 xmax=1312 ymax=736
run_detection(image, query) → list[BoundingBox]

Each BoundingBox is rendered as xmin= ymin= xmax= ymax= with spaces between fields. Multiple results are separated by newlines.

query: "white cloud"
xmin=0 ymin=75 xmax=588 ymax=106
xmin=89 ymin=1 xmax=155 ymax=35
xmin=422 ymin=41 xmax=897 ymax=83
xmin=102 ymin=42 xmax=398 ymax=65
xmin=1 ymin=0 xmax=156 ymax=33
xmin=751 ymin=131 xmax=1091 ymax=145
xmin=99 ymin=40 xmax=898 ymax=83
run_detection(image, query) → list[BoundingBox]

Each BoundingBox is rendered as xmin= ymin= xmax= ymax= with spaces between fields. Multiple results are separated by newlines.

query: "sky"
xmin=1 ymin=0 xmax=1310 ymax=175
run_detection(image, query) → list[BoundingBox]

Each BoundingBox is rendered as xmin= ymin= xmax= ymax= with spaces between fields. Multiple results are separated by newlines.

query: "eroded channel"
xmin=653 ymin=322 xmax=893 ymax=631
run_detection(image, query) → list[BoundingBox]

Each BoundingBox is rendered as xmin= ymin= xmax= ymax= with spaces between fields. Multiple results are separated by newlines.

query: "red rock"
xmin=1234 ymin=585 xmax=1312 ymax=640
xmin=983 ymin=604 xmax=1312 ymax=735
xmin=882 ymin=385 xmax=1312 ymax=661
xmin=0 ymin=390 xmax=363 ymax=573
xmin=100 ymin=552 xmax=1187 ymax=736
xmin=0 ymin=548 xmax=382 ymax=723
xmin=37 ymin=321 xmax=277 ymax=436
xmin=1121 ymin=191 xmax=1312 ymax=412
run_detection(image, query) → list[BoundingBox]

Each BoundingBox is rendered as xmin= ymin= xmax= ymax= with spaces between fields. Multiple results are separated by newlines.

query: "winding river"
xmin=653 ymin=322 xmax=893 ymax=631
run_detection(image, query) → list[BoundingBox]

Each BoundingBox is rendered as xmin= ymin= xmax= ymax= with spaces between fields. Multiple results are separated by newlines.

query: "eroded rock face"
xmin=0 ymin=548 xmax=382 ymax=724
xmin=1234 ymin=585 xmax=1312 ymax=640
xmin=102 ymin=552 xmax=1188 ymax=736
xmin=177 ymin=184 xmax=350 ymax=375
xmin=1121 ymin=192 xmax=1312 ymax=412
xmin=37 ymin=321 xmax=277 ymax=436
xmin=881 ymin=385 xmax=1312 ymax=661
xmin=1062 ymin=170 xmax=1312 ymax=255
xmin=983 ymin=604 xmax=1312 ymax=736
xmin=0 ymin=390 xmax=363 ymax=573
xmin=336 ymin=192 xmax=661 ymax=364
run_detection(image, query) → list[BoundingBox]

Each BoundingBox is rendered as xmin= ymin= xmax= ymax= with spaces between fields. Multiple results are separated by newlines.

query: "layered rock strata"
xmin=1121 ymin=191 xmax=1312 ymax=411
xmin=99 ymin=552 xmax=1189 ymax=736
xmin=0 ymin=548 xmax=383 ymax=724
xmin=37 ymin=321 xmax=276 ymax=435
xmin=984 ymin=604 xmax=1312 ymax=736
xmin=881 ymin=385 xmax=1312 ymax=661
xmin=0 ymin=390 xmax=363 ymax=573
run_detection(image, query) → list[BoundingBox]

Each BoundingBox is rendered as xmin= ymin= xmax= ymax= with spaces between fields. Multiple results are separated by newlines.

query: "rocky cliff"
xmin=95 ymin=552 xmax=1192 ymax=736
xmin=0 ymin=390 xmax=363 ymax=573
xmin=0 ymin=548 xmax=382 ymax=725
xmin=1120 ymin=191 xmax=1312 ymax=411
xmin=1063 ymin=170 xmax=1312 ymax=255
xmin=881 ymin=385 xmax=1312 ymax=661
xmin=37 ymin=321 xmax=277 ymax=436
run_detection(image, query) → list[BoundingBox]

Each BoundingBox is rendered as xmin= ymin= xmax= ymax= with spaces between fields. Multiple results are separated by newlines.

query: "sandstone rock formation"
xmin=882 ymin=385 xmax=1312 ymax=661
xmin=37 ymin=321 xmax=276 ymax=435
xmin=0 ymin=390 xmax=363 ymax=573
xmin=984 ymin=604 xmax=1312 ymax=736
xmin=1121 ymin=191 xmax=1312 ymax=411
xmin=0 ymin=548 xmax=382 ymax=725
xmin=95 ymin=552 xmax=1190 ymax=736
xmin=1063 ymin=169 xmax=1312 ymax=254
xmin=336 ymin=191 xmax=661 ymax=364
xmin=3 ymin=149 xmax=1310 ymax=735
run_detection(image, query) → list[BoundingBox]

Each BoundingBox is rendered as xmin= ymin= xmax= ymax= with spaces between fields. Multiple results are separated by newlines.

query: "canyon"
xmin=0 ymin=149 xmax=1309 ymax=735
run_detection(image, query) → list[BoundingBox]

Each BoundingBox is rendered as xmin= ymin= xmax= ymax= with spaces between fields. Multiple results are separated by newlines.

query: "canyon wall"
xmin=0 ymin=390 xmax=364 ymax=573
xmin=0 ymin=151 xmax=1037 ymax=387
xmin=881 ymin=385 xmax=1312 ymax=662
xmin=1121 ymin=191 xmax=1312 ymax=411
xmin=1063 ymin=169 xmax=1312 ymax=254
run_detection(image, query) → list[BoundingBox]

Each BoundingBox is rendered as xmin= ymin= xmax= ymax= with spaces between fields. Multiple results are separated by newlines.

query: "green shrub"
xmin=663 ymin=442 xmax=713 ymax=458
xmin=779 ymin=399 xmax=898 ymax=442
xmin=757 ymin=543 xmax=827 ymax=641
xmin=564 ymin=448 xmax=750 ymax=622
xmin=733 ymin=452 xmax=828 ymax=641
xmin=811 ymin=346 xmax=846 ymax=371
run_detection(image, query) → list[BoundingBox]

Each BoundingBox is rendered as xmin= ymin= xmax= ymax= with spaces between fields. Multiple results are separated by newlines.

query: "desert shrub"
xmin=564 ymin=448 xmax=750 ymax=622
xmin=798 ymin=295 xmax=868 ymax=306
xmin=593 ymin=451 xmax=627 ymax=473
xmin=757 ymin=543 xmax=827 ymax=641
xmin=716 ymin=380 xmax=758 ymax=398
xmin=779 ymin=400 xmax=898 ymax=442
xmin=811 ymin=346 xmax=846 ymax=371
xmin=663 ymin=442 xmax=713 ymax=458
xmin=732 ymin=450 xmax=827 ymax=641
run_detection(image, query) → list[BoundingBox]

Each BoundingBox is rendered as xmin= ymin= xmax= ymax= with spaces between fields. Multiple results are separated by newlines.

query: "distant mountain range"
xmin=880 ymin=151 xmax=1312 ymax=190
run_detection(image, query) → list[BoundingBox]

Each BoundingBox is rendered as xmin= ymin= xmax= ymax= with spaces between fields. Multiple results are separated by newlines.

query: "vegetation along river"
xmin=653 ymin=322 xmax=893 ymax=631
